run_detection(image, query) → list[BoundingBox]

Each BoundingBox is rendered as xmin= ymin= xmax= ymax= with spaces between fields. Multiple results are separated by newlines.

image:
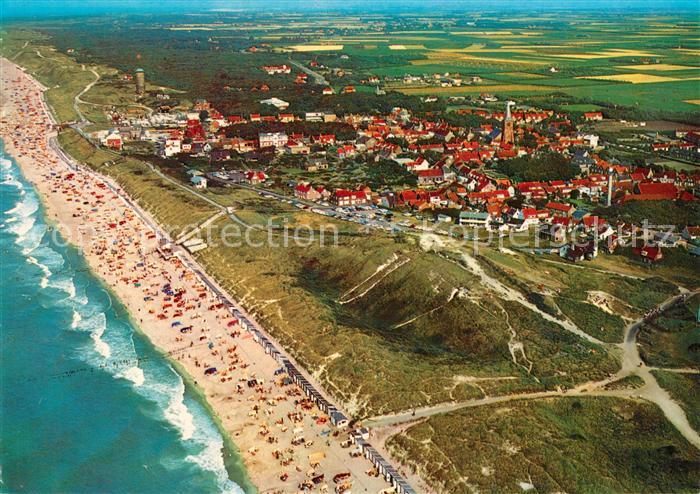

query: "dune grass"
xmin=388 ymin=396 xmax=700 ymax=494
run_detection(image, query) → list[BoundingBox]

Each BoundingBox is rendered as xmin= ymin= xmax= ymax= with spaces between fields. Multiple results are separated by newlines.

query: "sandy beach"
xmin=0 ymin=58 xmax=400 ymax=494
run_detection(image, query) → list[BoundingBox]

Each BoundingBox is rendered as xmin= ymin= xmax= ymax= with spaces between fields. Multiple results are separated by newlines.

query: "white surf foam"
xmin=70 ymin=309 xmax=82 ymax=329
xmin=0 ymin=176 xmax=23 ymax=190
xmin=4 ymin=191 xmax=36 ymax=218
xmin=49 ymin=276 xmax=76 ymax=299
xmin=8 ymin=214 xmax=36 ymax=239
xmin=185 ymin=438 xmax=243 ymax=494
xmin=118 ymin=366 xmax=145 ymax=387
xmin=163 ymin=379 xmax=196 ymax=441
xmin=75 ymin=312 xmax=111 ymax=359
xmin=27 ymin=255 xmax=52 ymax=288
xmin=91 ymin=325 xmax=111 ymax=359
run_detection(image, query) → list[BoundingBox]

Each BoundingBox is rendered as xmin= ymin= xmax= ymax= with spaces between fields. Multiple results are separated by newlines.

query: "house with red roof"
xmin=337 ymin=145 xmax=356 ymax=159
xmin=632 ymin=242 xmax=663 ymax=263
xmin=620 ymin=182 xmax=679 ymax=202
xmin=545 ymin=201 xmax=575 ymax=217
xmin=313 ymin=134 xmax=336 ymax=145
xmin=416 ymin=168 xmax=445 ymax=186
xmin=227 ymin=115 xmax=246 ymax=125
xmin=294 ymin=183 xmax=321 ymax=201
xmin=245 ymin=170 xmax=268 ymax=185
xmin=331 ymin=189 xmax=368 ymax=206
xmin=583 ymin=112 xmax=603 ymax=121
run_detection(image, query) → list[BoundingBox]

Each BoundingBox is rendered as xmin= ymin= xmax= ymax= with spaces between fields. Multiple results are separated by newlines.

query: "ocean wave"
xmin=163 ymin=379 xmax=196 ymax=441
xmin=117 ymin=366 xmax=145 ymax=387
xmin=3 ymin=189 xmax=35 ymax=217
xmin=74 ymin=312 xmax=112 ymax=359
xmin=0 ymin=156 xmax=12 ymax=170
xmin=90 ymin=316 xmax=111 ymax=359
xmin=185 ymin=438 xmax=244 ymax=494
xmin=49 ymin=276 xmax=77 ymax=299
xmin=31 ymin=244 xmax=65 ymax=272
xmin=27 ymin=255 xmax=52 ymax=288
xmin=70 ymin=309 xmax=82 ymax=329
xmin=5 ymin=192 xmax=42 ymax=251
xmin=7 ymin=213 xmax=36 ymax=239
xmin=0 ymin=176 xmax=23 ymax=190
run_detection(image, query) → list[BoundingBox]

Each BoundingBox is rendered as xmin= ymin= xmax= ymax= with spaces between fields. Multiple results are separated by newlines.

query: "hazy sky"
xmin=2 ymin=0 xmax=698 ymax=20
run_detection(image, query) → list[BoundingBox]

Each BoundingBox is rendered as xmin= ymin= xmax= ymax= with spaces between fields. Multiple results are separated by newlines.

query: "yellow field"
xmin=389 ymin=44 xmax=426 ymax=50
xmin=549 ymin=49 xmax=662 ymax=60
xmin=674 ymin=49 xmax=700 ymax=56
xmin=389 ymin=30 xmax=447 ymax=34
xmin=435 ymin=47 xmax=537 ymax=55
xmin=396 ymin=84 xmax=551 ymax=95
xmin=412 ymin=53 xmax=545 ymax=66
xmin=288 ymin=44 xmax=344 ymax=51
xmin=683 ymin=100 xmax=700 ymax=105
xmin=499 ymin=72 xmax=547 ymax=78
xmin=577 ymin=73 xmax=680 ymax=84
xmin=450 ymin=31 xmax=515 ymax=35
xmin=618 ymin=64 xmax=700 ymax=71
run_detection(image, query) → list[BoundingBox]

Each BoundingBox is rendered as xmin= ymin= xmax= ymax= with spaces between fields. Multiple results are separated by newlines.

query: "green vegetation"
xmin=652 ymin=370 xmax=700 ymax=433
xmin=638 ymin=294 xmax=700 ymax=368
xmin=5 ymin=11 xmax=697 ymax=122
xmin=496 ymin=152 xmax=577 ymax=182
xmin=602 ymin=374 xmax=645 ymax=391
xmin=194 ymin=216 xmax=618 ymax=416
xmin=595 ymin=200 xmax=700 ymax=228
xmin=388 ymin=397 xmax=700 ymax=494
xmin=555 ymin=295 xmax=627 ymax=343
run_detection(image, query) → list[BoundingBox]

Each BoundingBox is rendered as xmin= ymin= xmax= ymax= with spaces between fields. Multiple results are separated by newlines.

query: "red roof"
xmin=334 ymin=189 xmax=366 ymax=199
xmin=417 ymin=168 xmax=444 ymax=178
xmin=545 ymin=201 xmax=573 ymax=212
xmin=638 ymin=182 xmax=678 ymax=197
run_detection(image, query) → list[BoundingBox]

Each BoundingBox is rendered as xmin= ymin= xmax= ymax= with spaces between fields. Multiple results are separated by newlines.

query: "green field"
xmin=5 ymin=12 xmax=698 ymax=120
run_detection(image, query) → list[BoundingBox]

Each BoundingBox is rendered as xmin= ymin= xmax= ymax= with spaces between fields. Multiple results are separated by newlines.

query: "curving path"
xmin=365 ymin=287 xmax=700 ymax=450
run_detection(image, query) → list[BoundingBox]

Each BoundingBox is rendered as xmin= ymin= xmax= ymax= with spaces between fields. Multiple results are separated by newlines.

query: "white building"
xmin=159 ymin=137 xmax=182 ymax=157
xmin=260 ymin=97 xmax=290 ymax=110
xmin=259 ymin=132 xmax=289 ymax=148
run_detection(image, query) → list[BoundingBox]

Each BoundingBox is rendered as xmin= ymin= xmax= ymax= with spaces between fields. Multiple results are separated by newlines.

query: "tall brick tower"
xmin=501 ymin=101 xmax=515 ymax=146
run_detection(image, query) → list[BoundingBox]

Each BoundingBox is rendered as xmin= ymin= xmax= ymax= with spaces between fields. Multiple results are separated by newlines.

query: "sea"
xmin=0 ymin=142 xmax=254 ymax=494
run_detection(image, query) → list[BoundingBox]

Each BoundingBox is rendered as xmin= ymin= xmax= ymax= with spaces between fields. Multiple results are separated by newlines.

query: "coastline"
xmin=1 ymin=57 xmax=402 ymax=493
xmin=113 ymin=285 xmax=256 ymax=493
xmin=0 ymin=146 xmax=252 ymax=492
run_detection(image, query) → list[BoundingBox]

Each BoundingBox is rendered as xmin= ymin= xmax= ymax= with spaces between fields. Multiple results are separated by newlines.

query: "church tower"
xmin=501 ymin=101 xmax=515 ymax=146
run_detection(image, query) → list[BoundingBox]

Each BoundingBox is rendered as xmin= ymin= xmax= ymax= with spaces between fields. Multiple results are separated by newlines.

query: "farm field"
xmin=15 ymin=12 xmax=699 ymax=119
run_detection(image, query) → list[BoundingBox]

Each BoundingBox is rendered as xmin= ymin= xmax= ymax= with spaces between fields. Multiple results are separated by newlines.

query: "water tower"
xmin=135 ymin=68 xmax=145 ymax=96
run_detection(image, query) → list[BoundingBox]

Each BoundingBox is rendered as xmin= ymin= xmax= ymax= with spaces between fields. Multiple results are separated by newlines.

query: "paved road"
xmin=289 ymin=59 xmax=328 ymax=85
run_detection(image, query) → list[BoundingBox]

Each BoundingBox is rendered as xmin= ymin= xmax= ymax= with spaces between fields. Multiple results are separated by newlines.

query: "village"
xmin=3 ymin=8 xmax=700 ymax=494
xmin=90 ymin=70 xmax=700 ymax=267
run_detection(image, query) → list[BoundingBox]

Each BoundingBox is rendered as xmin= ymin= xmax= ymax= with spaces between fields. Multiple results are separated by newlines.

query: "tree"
xmin=496 ymin=151 xmax=576 ymax=182
xmin=521 ymin=132 xmax=538 ymax=149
